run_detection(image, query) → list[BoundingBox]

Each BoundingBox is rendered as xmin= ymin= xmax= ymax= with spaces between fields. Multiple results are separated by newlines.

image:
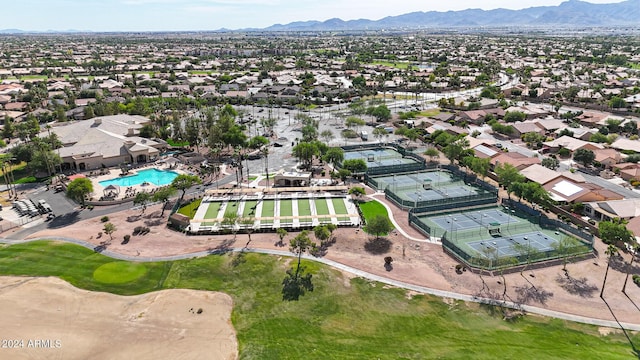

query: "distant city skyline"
xmin=2 ymin=0 xmax=628 ymax=32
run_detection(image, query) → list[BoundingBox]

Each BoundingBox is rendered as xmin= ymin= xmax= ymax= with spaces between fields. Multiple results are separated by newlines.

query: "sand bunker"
xmin=0 ymin=276 xmax=237 ymax=360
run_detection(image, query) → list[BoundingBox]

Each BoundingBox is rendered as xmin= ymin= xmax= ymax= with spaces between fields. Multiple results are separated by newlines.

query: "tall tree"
xmin=66 ymin=178 xmax=93 ymax=206
xmin=495 ymin=163 xmax=525 ymax=199
xmin=622 ymin=241 xmax=639 ymax=294
xmin=171 ymin=174 xmax=202 ymax=204
xmin=152 ymin=186 xmax=176 ymax=217
xmin=367 ymin=214 xmax=393 ymax=241
xmin=322 ymin=147 xmax=344 ymax=168
xmin=600 ymin=244 xmax=619 ymax=298
xmin=573 ymin=148 xmax=595 ymax=167
xmin=282 ymin=231 xmax=316 ymax=301
xmin=133 ymin=192 xmax=152 ymax=214
xmin=598 ymin=219 xmax=633 ymax=245
xmin=424 ymin=147 xmax=440 ymax=162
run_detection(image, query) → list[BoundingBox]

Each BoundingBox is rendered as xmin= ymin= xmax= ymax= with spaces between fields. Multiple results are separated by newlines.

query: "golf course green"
xmin=0 ymin=240 xmax=637 ymax=359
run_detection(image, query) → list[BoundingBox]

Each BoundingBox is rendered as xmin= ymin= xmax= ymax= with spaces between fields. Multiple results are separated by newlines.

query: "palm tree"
xmin=622 ymin=242 xmax=638 ymax=294
xmin=600 ymin=244 xmax=619 ymax=298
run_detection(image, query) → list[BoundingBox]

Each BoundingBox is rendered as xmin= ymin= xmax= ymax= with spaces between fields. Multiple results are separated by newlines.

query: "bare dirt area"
xmin=22 ymin=202 xmax=640 ymax=326
xmin=0 ymin=276 xmax=237 ymax=360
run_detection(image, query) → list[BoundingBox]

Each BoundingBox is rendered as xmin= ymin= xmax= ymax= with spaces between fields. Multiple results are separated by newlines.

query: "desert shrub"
xmin=101 ymin=216 xmax=109 ymax=223
xmin=133 ymin=226 xmax=150 ymax=236
xmin=633 ymin=275 xmax=640 ymax=287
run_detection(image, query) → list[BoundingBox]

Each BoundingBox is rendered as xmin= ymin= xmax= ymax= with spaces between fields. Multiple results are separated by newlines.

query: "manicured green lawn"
xmin=358 ymin=200 xmax=388 ymax=221
xmin=178 ymin=199 xmax=202 ymax=219
xmin=331 ymin=198 xmax=348 ymax=214
xmin=297 ymin=199 xmax=312 ymax=217
xmin=177 ymin=199 xmax=201 ymax=218
xmin=314 ymin=199 xmax=330 ymax=215
xmin=370 ymin=60 xmax=414 ymax=70
xmin=279 ymin=199 xmax=293 ymax=217
xmin=0 ymin=241 xmax=637 ymax=359
xmin=261 ymin=200 xmax=275 ymax=218
xmin=93 ymin=262 xmax=148 ymax=284
xmin=224 ymin=201 xmax=240 ymax=218
xmin=359 ymin=200 xmax=394 ymax=235
xmin=204 ymin=201 xmax=222 ymax=219
xmin=242 ymin=200 xmax=258 ymax=218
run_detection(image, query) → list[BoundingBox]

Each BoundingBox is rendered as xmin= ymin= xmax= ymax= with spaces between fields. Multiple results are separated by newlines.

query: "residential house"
xmin=592 ymin=148 xmax=623 ymax=169
xmin=542 ymin=135 xmax=604 ymax=154
xmin=610 ymin=138 xmax=640 ymax=154
xmin=490 ymin=152 xmax=541 ymax=170
xmin=511 ymin=121 xmax=545 ymax=138
xmin=544 ymin=178 xmax=623 ymax=205
xmin=584 ymin=199 xmax=640 ymax=221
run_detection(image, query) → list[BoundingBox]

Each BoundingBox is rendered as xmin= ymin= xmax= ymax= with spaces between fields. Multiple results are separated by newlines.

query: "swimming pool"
xmin=99 ymin=168 xmax=179 ymax=187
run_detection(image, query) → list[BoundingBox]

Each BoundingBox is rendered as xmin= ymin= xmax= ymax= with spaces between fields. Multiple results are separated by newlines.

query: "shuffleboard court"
xmin=224 ymin=201 xmax=240 ymax=217
xmin=205 ymin=202 xmax=222 ymax=219
xmin=315 ymin=199 xmax=330 ymax=215
xmin=279 ymin=199 xmax=293 ymax=217
xmin=243 ymin=200 xmax=258 ymax=217
xmin=331 ymin=198 xmax=348 ymax=214
xmin=297 ymin=199 xmax=312 ymax=217
xmin=261 ymin=200 xmax=276 ymax=218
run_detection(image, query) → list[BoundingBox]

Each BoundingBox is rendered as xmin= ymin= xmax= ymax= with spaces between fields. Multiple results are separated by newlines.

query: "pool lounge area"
xmin=71 ymin=166 xmax=185 ymax=203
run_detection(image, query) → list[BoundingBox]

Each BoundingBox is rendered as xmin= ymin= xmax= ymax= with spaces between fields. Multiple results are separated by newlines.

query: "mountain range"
xmin=0 ymin=0 xmax=638 ymax=34
xmin=261 ymin=0 xmax=640 ymax=32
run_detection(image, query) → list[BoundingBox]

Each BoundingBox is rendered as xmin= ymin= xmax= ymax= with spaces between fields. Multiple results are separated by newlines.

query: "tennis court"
xmin=343 ymin=148 xmax=402 ymax=162
xmin=373 ymin=171 xmax=455 ymax=189
xmin=429 ymin=208 xmax=519 ymax=232
xmin=467 ymin=231 xmax=558 ymax=259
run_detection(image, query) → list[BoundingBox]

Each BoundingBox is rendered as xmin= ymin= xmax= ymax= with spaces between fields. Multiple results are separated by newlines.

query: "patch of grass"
xmin=358 ymin=200 xmax=389 ymax=221
xmin=177 ymin=199 xmax=202 ymax=218
xmin=0 ymin=241 xmax=637 ymax=359
xmin=0 ymin=161 xmax=30 ymax=185
xmin=261 ymin=200 xmax=275 ymax=218
xmin=14 ymin=176 xmax=38 ymax=184
xmin=359 ymin=200 xmax=394 ymax=236
xmin=167 ymin=138 xmax=190 ymax=147
xmin=224 ymin=201 xmax=240 ymax=218
xmin=279 ymin=199 xmax=293 ymax=217
xmin=204 ymin=201 xmax=222 ymax=220
xmin=370 ymin=60 xmax=414 ymax=70
xmin=297 ymin=199 xmax=312 ymax=217
xmin=419 ymin=109 xmax=442 ymax=117
xmin=242 ymin=200 xmax=258 ymax=218
xmin=93 ymin=262 xmax=147 ymax=284
xmin=314 ymin=199 xmax=330 ymax=215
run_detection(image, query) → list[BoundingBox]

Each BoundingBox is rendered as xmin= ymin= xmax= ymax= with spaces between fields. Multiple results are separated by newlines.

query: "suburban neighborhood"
xmin=1 ymin=27 xmax=640 ymax=358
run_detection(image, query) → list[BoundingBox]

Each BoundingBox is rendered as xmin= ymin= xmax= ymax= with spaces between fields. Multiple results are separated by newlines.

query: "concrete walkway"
xmin=2 ymin=236 xmax=639 ymax=331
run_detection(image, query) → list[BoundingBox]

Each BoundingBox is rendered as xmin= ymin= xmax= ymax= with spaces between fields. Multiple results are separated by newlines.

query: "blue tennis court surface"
xmin=430 ymin=208 xmax=518 ymax=231
xmin=467 ymin=231 xmax=557 ymax=258
xmin=343 ymin=148 xmax=402 ymax=161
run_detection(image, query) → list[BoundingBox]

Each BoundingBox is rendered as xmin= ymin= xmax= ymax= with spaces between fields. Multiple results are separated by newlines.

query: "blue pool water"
xmin=99 ymin=168 xmax=179 ymax=187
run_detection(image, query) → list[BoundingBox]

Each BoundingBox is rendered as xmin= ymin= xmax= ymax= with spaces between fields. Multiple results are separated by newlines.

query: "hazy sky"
xmin=2 ymin=0 xmax=628 ymax=32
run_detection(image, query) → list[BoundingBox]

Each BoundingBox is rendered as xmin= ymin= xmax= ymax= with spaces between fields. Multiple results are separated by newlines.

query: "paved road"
xmin=1 ymin=235 xmax=637 ymax=331
xmin=578 ymin=171 xmax=640 ymax=199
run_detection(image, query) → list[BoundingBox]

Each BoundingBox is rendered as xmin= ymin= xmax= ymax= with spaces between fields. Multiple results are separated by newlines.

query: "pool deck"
xmin=86 ymin=165 xmax=185 ymax=201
